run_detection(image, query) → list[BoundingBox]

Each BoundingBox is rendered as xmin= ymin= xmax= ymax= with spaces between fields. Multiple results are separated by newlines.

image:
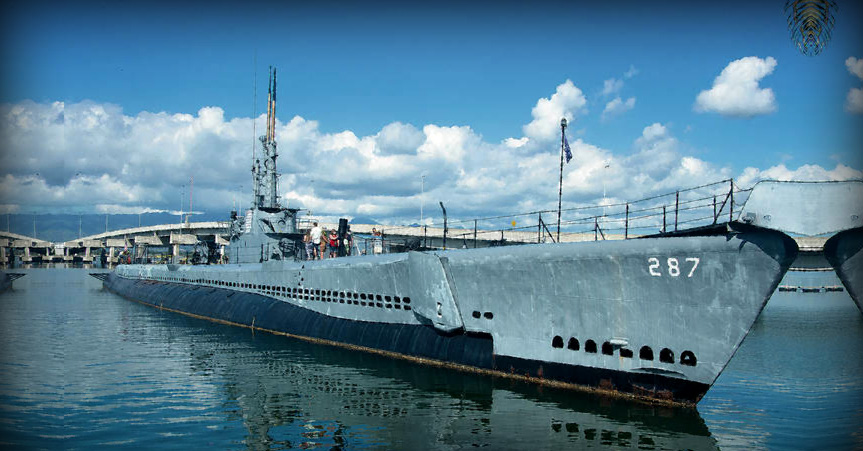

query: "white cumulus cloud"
xmin=601 ymin=78 xmax=623 ymax=96
xmin=845 ymin=57 xmax=863 ymax=114
xmin=523 ymin=80 xmax=587 ymax=142
xmin=694 ymin=56 xmax=777 ymax=117
xmin=847 ymin=57 xmax=863 ymax=80
xmin=503 ymin=137 xmax=528 ymax=148
xmin=0 ymin=87 xmax=858 ymax=228
xmin=846 ymin=88 xmax=863 ymax=114
xmin=602 ymin=96 xmax=636 ymax=120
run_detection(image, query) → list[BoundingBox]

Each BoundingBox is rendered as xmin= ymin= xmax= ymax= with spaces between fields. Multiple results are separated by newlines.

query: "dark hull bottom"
xmin=824 ymin=227 xmax=863 ymax=314
xmin=105 ymin=274 xmax=709 ymax=405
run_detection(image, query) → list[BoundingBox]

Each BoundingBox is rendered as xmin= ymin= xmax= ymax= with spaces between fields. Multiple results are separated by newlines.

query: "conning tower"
xmin=229 ymin=65 xmax=302 ymax=263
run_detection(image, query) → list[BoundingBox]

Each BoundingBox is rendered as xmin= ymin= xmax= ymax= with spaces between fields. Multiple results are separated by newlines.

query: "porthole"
xmin=585 ymin=340 xmax=597 ymax=353
xmin=483 ymin=312 xmax=493 ymax=319
xmin=619 ymin=348 xmax=633 ymax=358
xmin=680 ymin=350 xmax=697 ymax=366
xmin=639 ymin=346 xmax=654 ymax=360
xmin=567 ymin=338 xmax=579 ymax=350
xmin=552 ymin=336 xmax=564 ymax=348
xmin=360 ymin=293 xmax=367 ymax=300
xmin=403 ymin=297 xmax=411 ymax=304
xmin=472 ymin=311 xmax=481 ymax=319
xmin=601 ymin=342 xmax=614 ymax=355
xmin=659 ymin=348 xmax=674 ymax=364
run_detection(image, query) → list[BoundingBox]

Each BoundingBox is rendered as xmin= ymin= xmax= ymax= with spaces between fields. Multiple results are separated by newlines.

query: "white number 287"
xmin=648 ymin=257 xmax=699 ymax=277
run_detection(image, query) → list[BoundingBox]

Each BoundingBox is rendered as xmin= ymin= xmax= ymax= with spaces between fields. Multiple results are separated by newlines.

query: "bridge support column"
xmin=83 ymin=247 xmax=93 ymax=263
xmin=0 ymin=247 xmax=6 ymax=265
xmin=108 ymin=247 xmax=115 ymax=263
xmin=173 ymin=244 xmax=180 ymax=264
xmin=23 ymin=247 xmax=32 ymax=263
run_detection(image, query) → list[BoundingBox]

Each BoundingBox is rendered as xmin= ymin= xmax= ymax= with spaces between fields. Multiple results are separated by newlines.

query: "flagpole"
xmin=557 ymin=117 xmax=567 ymax=242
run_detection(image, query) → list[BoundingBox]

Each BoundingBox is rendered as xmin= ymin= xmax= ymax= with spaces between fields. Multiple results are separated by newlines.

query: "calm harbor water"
xmin=1 ymin=267 xmax=861 ymax=450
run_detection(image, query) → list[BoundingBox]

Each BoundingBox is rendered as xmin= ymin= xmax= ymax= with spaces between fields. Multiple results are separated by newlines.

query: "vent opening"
xmin=552 ymin=336 xmax=564 ymax=348
xmin=639 ymin=346 xmax=654 ymax=360
xmin=659 ymin=348 xmax=674 ymax=364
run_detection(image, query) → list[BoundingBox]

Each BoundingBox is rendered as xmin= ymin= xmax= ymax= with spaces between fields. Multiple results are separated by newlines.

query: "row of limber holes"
xmin=552 ymin=336 xmax=697 ymax=367
xmin=286 ymin=289 xmax=412 ymax=311
xmin=143 ymin=275 xmax=413 ymax=311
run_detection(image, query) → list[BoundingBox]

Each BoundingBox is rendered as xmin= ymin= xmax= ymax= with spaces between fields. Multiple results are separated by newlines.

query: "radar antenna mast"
xmin=255 ymin=66 xmax=280 ymax=210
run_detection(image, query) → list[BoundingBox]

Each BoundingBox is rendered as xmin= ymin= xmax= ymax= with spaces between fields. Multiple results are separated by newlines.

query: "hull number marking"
xmin=648 ymin=257 xmax=699 ymax=277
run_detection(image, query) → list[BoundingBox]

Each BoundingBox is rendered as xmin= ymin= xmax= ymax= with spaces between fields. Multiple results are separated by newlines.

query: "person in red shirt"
xmin=328 ymin=230 xmax=339 ymax=258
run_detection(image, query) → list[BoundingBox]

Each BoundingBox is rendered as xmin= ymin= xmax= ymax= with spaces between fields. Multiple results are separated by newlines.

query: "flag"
xmin=563 ymin=135 xmax=572 ymax=163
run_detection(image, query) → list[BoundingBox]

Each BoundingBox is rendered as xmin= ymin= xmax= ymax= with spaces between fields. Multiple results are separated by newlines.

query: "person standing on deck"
xmin=328 ymin=229 xmax=339 ymax=258
xmin=310 ymin=222 xmax=323 ymax=260
xmin=343 ymin=226 xmax=353 ymax=256
xmin=303 ymin=231 xmax=314 ymax=260
xmin=319 ymin=227 xmax=328 ymax=259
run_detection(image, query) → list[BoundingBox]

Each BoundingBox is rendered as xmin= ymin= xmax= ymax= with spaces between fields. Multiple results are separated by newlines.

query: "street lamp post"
xmin=602 ymin=161 xmax=610 ymax=222
xmin=180 ymin=185 xmax=184 ymax=226
xmin=420 ymin=175 xmax=426 ymax=226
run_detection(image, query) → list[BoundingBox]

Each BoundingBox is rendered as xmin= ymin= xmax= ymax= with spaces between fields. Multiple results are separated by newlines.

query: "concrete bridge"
xmin=80 ymin=222 xmax=231 ymax=263
xmin=0 ymin=222 xmax=231 ymax=265
xmin=0 ymin=230 xmax=52 ymax=265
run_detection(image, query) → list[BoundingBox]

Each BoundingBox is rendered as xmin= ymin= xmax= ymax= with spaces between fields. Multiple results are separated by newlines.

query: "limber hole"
xmin=639 ymin=346 xmax=654 ymax=361
xmin=601 ymin=342 xmax=614 ymax=355
xmin=660 ymin=348 xmax=674 ymax=364
xmin=680 ymin=350 xmax=697 ymax=366
xmin=552 ymin=336 xmax=564 ymax=348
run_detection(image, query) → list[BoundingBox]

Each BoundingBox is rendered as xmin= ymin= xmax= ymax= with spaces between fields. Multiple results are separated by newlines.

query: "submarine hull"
xmin=103 ymin=224 xmax=796 ymax=405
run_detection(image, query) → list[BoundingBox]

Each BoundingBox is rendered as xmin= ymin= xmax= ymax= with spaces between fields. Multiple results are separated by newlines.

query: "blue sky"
xmin=1 ymin=0 xmax=861 ymax=221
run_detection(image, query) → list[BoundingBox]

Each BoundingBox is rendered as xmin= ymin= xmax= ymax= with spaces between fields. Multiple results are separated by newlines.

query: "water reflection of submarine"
xmin=186 ymin=324 xmax=716 ymax=450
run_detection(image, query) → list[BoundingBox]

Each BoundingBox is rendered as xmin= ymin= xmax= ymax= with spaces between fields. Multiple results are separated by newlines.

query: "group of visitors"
xmin=304 ymin=222 xmax=353 ymax=260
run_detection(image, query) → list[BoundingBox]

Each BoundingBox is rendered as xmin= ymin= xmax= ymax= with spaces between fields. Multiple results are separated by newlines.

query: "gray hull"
xmin=824 ymin=227 xmax=863 ymax=313
xmin=105 ymin=224 xmax=796 ymax=405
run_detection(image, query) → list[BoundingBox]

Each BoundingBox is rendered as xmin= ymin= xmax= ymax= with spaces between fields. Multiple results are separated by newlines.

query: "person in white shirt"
xmin=310 ymin=222 xmax=323 ymax=260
